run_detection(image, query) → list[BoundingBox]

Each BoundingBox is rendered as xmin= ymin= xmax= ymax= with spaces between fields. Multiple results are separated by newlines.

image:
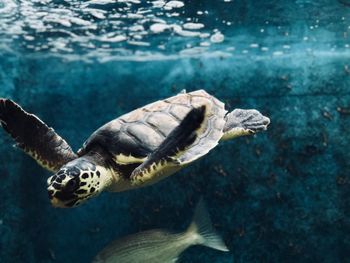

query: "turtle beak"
xmin=48 ymin=186 xmax=54 ymax=199
xmin=50 ymin=197 xmax=67 ymax=208
xmin=47 ymin=185 xmax=66 ymax=208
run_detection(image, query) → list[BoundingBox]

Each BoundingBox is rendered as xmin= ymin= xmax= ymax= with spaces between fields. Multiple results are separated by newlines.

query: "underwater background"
xmin=1 ymin=0 xmax=350 ymax=262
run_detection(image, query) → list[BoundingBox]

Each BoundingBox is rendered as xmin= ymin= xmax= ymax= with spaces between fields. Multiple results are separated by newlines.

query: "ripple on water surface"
xmin=0 ymin=0 xmax=349 ymax=61
xmin=0 ymin=0 xmax=228 ymax=60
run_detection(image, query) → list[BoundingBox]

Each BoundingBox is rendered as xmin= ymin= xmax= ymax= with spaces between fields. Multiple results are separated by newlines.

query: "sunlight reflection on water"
xmin=0 ymin=0 xmax=349 ymax=61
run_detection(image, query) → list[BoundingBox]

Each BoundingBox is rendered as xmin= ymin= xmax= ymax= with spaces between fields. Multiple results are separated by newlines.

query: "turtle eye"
xmin=66 ymin=178 xmax=78 ymax=191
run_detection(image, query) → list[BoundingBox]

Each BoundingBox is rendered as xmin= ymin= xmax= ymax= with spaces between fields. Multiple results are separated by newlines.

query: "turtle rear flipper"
xmin=221 ymin=109 xmax=270 ymax=141
xmin=0 ymin=99 xmax=77 ymax=172
xmin=131 ymin=106 xmax=207 ymax=185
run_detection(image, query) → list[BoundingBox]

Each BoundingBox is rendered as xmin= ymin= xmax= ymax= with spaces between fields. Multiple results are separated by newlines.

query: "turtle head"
xmin=47 ymin=157 xmax=112 ymax=208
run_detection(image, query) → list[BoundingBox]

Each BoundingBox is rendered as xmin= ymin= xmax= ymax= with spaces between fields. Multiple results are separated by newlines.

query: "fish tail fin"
xmin=186 ymin=198 xmax=229 ymax=252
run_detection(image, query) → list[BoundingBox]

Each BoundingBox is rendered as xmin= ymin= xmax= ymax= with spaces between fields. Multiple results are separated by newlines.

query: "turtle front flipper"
xmin=221 ymin=109 xmax=270 ymax=141
xmin=130 ymin=106 xmax=206 ymax=186
xmin=0 ymin=99 xmax=77 ymax=172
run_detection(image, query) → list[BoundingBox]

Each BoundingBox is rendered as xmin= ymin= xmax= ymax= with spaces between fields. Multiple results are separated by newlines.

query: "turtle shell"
xmin=81 ymin=90 xmax=227 ymax=165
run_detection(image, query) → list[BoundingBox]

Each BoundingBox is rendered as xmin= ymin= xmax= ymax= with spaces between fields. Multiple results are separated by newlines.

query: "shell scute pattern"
xmin=84 ymin=90 xmax=227 ymax=165
xmin=115 ymin=129 xmax=150 ymax=156
xmin=175 ymin=91 xmax=226 ymax=164
xmin=125 ymin=122 xmax=164 ymax=149
xmin=119 ymin=110 xmax=138 ymax=123
xmin=164 ymin=94 xmax=192 ymax=106
xmin=145 ymin=112 xmax=178 ymax=137
xmin=107 ymin=119 xmax=123 ymax=131
xmin=169 ymin=104 xmax=192 ymax=120
xmin=124 ymin=90 xmax=226 ymax=162
xmin=143 ymin=99 xmax=171 ymax=112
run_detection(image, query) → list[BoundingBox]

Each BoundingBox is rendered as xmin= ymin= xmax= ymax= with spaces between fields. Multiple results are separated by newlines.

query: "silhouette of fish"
xmin=93 ymin=199 xmax=229 ymax=263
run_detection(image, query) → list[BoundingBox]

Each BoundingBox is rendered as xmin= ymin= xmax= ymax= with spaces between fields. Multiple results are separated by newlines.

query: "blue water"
xmin=1 ymin=0 xmax=350 ymax=262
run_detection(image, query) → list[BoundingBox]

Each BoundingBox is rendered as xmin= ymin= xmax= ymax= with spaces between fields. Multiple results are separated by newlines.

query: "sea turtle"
xmin=0 ymin=90 xmax=270 ymax=208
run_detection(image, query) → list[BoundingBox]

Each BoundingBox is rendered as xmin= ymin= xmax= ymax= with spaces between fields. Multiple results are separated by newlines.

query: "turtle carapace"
xmin=0 ymin=90 xmax=270 ymax=208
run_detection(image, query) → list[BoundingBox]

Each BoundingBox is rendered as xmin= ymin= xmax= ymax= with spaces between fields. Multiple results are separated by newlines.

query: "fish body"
xmin=93 ymin=200 xmax=229 ymax=263
xmin=94 ymin=230 xmax=192 ymax=263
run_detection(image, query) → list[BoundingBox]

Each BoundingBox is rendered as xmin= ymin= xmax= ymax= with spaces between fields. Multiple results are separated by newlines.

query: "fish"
xmin=92 ymin=199 xmax=229 ymax=263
